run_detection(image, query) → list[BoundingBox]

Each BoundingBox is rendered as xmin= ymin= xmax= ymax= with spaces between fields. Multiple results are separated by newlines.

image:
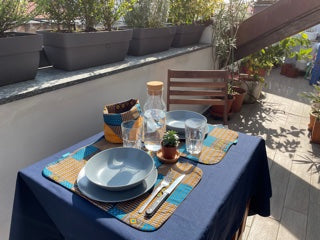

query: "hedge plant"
xmin=36 ymin=0 xmax=79 ymax=32
xmin=37 ymin=0 xmax=135 ymax=32
xmin=124 ymin=0 xmax=169 ymax=28
xmin=168 ymin=0 xmax=221 ymax=25
xmin=0 ymin=0 xmax=34 ymax=37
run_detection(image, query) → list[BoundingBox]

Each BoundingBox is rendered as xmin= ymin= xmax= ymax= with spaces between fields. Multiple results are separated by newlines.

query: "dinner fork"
xmin=138 ymin=171 xmax=172 ymax=214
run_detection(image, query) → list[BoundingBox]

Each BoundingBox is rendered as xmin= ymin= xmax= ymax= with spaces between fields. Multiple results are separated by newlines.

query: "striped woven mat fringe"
xmin=179 ymin=125 xmax=238 ymax=164
xmin=43 ymin=137 xmax=202 ymax=231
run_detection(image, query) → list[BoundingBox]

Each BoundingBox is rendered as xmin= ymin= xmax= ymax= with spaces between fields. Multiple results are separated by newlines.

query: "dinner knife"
xmin=145 ymin=174 xmax=185 ymax=217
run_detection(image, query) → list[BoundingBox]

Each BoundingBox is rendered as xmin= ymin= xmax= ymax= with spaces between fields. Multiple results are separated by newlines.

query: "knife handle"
xmin=145 ymin=192 xmax=168 ymax=217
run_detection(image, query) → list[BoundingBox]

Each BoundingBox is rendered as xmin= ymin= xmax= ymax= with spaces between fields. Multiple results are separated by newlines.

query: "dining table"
xmin=9 ymin=129 xmax=272 ymax=240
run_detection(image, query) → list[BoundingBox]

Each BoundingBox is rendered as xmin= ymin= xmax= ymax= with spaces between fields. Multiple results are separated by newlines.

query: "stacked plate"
xmin=166 ymin=110 xmax=209 ymax=139
xmin=77 ymin=147 xmax=157 ymax=202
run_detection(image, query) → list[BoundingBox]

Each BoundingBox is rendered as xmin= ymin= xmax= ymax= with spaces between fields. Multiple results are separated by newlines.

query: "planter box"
xmin=128 ymin=27 xmax=176 ymax=56
xmin=0 ymin=33 xmax=42 ymax=87
xmin=171 ymin=24 xmax=205 ymax=47
xmin=42 ymin=29 xmax=133 ymax=71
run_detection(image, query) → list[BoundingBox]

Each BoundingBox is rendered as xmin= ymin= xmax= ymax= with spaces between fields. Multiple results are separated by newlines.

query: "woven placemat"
xmin=179 ymin=125 xmax=238 ymax=164
xmin=43 ymin=137 xmax=202 ymax=231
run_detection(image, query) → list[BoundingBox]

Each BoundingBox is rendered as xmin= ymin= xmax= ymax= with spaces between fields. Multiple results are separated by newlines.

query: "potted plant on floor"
xmin=124 ymin=0 xmax=176 ymax=56
xmin=300 ymin=84 xmax=320 ymax=131
xmin=168 ymin=0 xmax=215 ymax=47
xmin=0 ymin=0 xmax=42 ymax=87
xmin=311 ymin=112 xmax=320 ymax=144
xmin=239 ymin=43 xmax=283 ymax=103
xmin=161 ymin=130 xmax=180 ymax=160
xmin=280 ymin=33 xmax=312 ymax=78
xmin=36 ymin=0 xmax=135 ymax=71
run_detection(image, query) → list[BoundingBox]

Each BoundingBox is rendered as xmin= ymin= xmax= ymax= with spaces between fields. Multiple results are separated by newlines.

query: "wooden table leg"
xmin=232 ymin=199 xmax=250 ymax=240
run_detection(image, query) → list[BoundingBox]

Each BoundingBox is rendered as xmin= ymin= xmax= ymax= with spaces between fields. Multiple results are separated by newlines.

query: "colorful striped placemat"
xmin=43 ymin=136 xmax=202 ymax=231
xmin=179 ymin=125 xmax=238 ymax=164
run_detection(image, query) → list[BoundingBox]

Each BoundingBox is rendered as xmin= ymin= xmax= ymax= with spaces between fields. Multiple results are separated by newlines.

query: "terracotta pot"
xmin=281 ymin=63 xmax=299 ymax=78
xmin=210 ymin=96 xmax=234 ymax=117
xmin=280 ymin=63 xmax=291 ymax=75
xmin=311 ymin=119 xmax=320 ymax=144
xmin=161 ymin=145 xmax=178 ymax=159
xmin=285 ymin=66 xmax=299 ymax=78
xmin=308 ymin=111 xmax=317 ymax=131
xmin=232 ymin=87 xmax=247 ymax=112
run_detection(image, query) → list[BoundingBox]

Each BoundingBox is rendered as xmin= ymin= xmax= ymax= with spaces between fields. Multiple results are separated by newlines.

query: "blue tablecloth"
xmin=10 ymin=131 xmax=271 ymax=240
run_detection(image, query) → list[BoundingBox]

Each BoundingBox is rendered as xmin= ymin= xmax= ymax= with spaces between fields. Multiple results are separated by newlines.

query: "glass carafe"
xmin=143 ymin=81 xmax=166 ymax=151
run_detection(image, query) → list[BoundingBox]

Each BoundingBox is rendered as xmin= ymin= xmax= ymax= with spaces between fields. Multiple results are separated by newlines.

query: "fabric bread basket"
xmin=103 ymin=99 xmax=142 ymax=143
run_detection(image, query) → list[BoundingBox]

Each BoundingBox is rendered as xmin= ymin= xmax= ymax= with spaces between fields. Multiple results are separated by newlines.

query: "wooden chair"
xmin=167 ymin=69 xmax=229 ymax=125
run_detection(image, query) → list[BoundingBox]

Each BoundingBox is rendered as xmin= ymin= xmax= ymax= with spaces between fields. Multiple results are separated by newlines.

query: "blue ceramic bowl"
xmin=85 ymin=147 xmax=154 ymax=191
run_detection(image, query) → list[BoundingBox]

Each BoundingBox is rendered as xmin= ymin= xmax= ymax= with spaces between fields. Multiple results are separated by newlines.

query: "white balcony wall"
xmin=0 ymin=46 xmax=213 ymax=238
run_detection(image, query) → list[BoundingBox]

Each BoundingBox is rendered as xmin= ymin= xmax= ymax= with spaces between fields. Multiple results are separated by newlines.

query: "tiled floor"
xmin=207 ymin=68 xmax=320 ymax=240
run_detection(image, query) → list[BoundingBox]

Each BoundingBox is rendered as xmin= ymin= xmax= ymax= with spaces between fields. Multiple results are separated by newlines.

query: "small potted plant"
xmin=0 ymin=0 xmax=42 ymax=87
xmin=36 ymin=0 xmax=134 ymax=71
xmin=124 ymin=0 xmax=176 ymax=56
xmin=168 ymin=0 xmax=212 ymax=47
xmin=161 ymin=130 xmax=180 ymax=160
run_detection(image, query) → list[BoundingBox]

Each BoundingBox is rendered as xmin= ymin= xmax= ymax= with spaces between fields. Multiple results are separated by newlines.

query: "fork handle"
xmin=138 ymin=185 xmax=163 ymax=214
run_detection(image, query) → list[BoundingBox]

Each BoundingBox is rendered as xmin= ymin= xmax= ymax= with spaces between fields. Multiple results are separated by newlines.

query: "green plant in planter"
xmin=36 ymin=0 xmax=80 ymax=32
xmin=124 ymin=0 xmax=169 ymax=28
xmin=0 ymin=0 xmax=34 ymax=37
xmin=79 ymin=0 xmax=136 ymax=32
xmin=162 ymin=130 xmax=180 ymax=147
xmin=280 ymin=33 xmax=313 ymax=62
xmin=100 ymin=0 xmax=136 ymax=31
xmin=37 ymin=0 xmax=136 ymax=32
xmin=211 ymin=0 xmax=252 ymax=69
xmin=36 ymin=0 xmax=134 ymax=70
xmin=168 ymin=0 xmax=219 ymax=25
xmin=300 ymin=84 xmax=320 ymax=101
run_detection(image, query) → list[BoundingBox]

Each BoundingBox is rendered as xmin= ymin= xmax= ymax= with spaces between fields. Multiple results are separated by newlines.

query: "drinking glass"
xmin=185 ymin=118 xmax=207 ymax=154
xmin=121 ymin=120 xmax=142 ymax=149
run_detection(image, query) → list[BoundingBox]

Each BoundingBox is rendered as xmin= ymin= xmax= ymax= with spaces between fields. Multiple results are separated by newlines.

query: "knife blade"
xmin=145 ymin=174 xmax=185 ymax=217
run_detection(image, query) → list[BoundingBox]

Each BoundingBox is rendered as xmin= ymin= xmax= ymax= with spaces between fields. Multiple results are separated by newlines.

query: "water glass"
xmin=185 ymin=118 xmax=207 ymax=155
xmin=121 ymin=120 xmax=142 ymax=149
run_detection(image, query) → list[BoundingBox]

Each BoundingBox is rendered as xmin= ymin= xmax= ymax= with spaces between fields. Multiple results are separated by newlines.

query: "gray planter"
xmin=172 ymin=24 xmax=205 ymax=47
xmin=128 ymin=27 xmax=176 ymax=56
xmin=42 ymin=29 xmax=133 ymax=71
xmin=0 ymin=33 xmax=42 ymax=87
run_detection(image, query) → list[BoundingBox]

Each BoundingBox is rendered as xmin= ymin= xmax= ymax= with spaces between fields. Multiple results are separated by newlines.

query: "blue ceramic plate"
xmin=166 ymin=110 xmax=208 ymax=138
xmin=77 ymin=167 xmax=157 ymax=202
xmin=166 ymin=110 xmax=207 ymax=133
xmin=84 ymin=147 xmax=154 ymax=191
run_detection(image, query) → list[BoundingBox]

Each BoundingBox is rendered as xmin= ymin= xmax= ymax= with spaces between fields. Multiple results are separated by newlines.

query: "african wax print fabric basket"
xmin=103 ymin=99 xmax=142 ymax=143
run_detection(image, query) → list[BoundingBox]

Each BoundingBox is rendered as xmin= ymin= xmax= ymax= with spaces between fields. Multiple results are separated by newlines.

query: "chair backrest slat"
xmin=167 ymin=69 xmax=229 ymax=125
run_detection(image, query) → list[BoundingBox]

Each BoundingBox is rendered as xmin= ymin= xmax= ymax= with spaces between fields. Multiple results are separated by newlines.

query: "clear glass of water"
xmin=143 ymin=109 xmax=166 ymax=152
xmin=121 ymin=120 xmax=143 ymax=149
xmin=185 ymin=118 xmax=207 ymax=155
